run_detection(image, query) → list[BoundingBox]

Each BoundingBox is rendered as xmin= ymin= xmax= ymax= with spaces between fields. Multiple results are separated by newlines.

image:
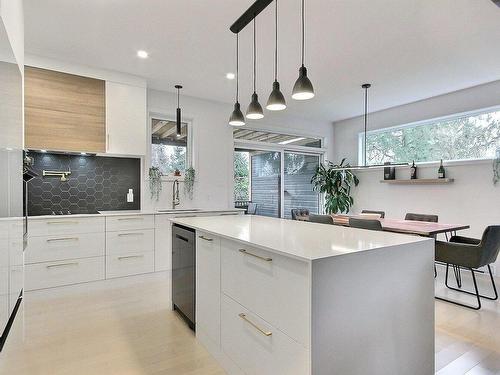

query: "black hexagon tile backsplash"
xmin=28 ymin=152 xmax=141 ymax=216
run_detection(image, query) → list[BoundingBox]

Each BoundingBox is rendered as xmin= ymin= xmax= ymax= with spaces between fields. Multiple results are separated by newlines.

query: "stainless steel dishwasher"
xmin=172 ymin=224 xmax=196 ymax=330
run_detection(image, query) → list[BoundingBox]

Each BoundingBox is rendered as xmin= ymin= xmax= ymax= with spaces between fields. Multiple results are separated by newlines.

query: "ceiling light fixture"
xmin=292 ymin=0 xmax=314 ymax=100
xmin=266 ymin=0 xmax=286 ymax=111
xmin=229 ymin=34 xmax=245 ymax=126
xmin=175 ymin=85 xmax=183 ymax=136
xmin=137 ymin=50 xmax=149 ymax=59
xmin=246 ymin=18 xmax=264 ymax=120
xmin=226 ymin=72 xmax=236 ymax=80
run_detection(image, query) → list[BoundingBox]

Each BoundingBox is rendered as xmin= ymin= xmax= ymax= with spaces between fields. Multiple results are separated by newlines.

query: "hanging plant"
xmin=149 ymin=167 xmax=163 ymax=201
xmin=184 ymin=167 xmax=195 ymax=199
xmin=494 ymin=148 xmax=500 ymax=185
xmin=311 ymin=159 xmax=360 ymax=214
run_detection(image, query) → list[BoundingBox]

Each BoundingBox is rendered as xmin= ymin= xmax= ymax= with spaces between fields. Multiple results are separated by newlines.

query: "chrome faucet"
xmin=172 ymin=179 xmax=180 ymax=209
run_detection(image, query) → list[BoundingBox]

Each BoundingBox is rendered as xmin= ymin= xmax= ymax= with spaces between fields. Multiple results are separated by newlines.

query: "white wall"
xmin=143 ymin=89 xmax=334 ymax=211
xmin=332 ymin=81 xmax=500 ymax=272
xmin=0 ymin=0 xmax=23 ymax=72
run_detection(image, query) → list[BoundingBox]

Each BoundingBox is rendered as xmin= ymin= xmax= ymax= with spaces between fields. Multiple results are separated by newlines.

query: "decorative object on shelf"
xmin=229 ymin=33 xmax=245 ymax=126
xmin=184 ymin=167 xmax=195 ymax=199
xmin=383 ymin=162 xmax=395 ymax=180
xmin=246 ymin=18 xmax=264 ymax=120
xmin=174 ymin=169 xmax=181 ymax=177
xmin=331 ymin=84 xmax=409 ymax=171
xmin=311 ymin=159 xmax=359 ymax=214
xmin=494 ymin=148 xmax=500 ymax=185
xmin=149 ymin=167 xmax=162 ymax=201
xmin=175 ymin=85 xmax=183 ymax=136
xmin=266 ymin=0 xmax=286 ymax=111
xmin=410 ymin=160 xmax=417 ymax=179
xmin=292 ymin=0 xmax=314 ymax=100
xmin=438 ymin=159 xmax=446 ymax=179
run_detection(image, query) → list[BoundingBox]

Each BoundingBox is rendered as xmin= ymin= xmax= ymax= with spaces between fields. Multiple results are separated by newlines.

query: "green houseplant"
xmin=494 ymin=148 xmax=500 ymax=185
xmin=149 ymin=167 xmax=163 ymax=201
xmin=311 ymin=159 xmax=360 ymax=214
xmin=184 ymin=167 xmax=195 ymax=199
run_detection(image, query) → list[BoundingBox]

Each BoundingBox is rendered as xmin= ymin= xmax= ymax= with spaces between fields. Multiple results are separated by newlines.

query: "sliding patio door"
xmin=250 ymin=151 xmax=281 ymax=218
xmin=283 ymin=152 xmax=321 ymax=219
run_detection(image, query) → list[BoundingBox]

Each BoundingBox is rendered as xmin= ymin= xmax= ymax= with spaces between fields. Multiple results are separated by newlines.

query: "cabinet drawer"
xmin=221 ymin=294 xmax=309 ymax=375
xmin=28 ymin=217 xmax=105 ymax=237
xmin=106 ymin=251 xmax=154 ymax=279
xmin=106 ymin=229 xmax=154 ymax=255
xmin=25 ymin=256 xmax=104 ymax=291
xmin=221 ymin=239 xmax=310 ymax=347
xmin=106 ymin=215 xmax=154 ymax=232
xmin=26 ymin=232 xmax=105 ymax=264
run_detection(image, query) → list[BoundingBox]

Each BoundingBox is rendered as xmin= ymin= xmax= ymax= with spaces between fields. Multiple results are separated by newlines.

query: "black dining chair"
xmin=246 ymin=203 xmax=257 ymax=215
xmin=405 ymin=213 xmax=438 ymax=223
xmin=361 ymin=210 xmax=385 ymax=218
xmin=309 ymin=213 xmax=334 ymax=225
xmin=434 ymin=226 xmax=500 ymax=310
xmin=349 ymin=217 xmax=383 ymax=231
xmin=291 ymin=208 xmax=310 ymax=221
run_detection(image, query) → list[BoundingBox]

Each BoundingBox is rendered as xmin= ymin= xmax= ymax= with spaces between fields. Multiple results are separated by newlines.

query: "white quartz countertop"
xmin=28 ymin=208 xmax=244 ymax=220
xmin=171 ymin=215 xmax=433 ymax=261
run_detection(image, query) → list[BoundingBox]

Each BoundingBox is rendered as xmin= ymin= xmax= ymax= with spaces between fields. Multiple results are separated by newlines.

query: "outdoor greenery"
xmin=365 ymin=111 xmax=500 ymax=165
xmin=234 ymin=151 xmax=250 ymax=201
xmin=151 ymin=144 xmax=186 ymax=175
xmin=311 ymin=159 xmax=359 ymax=214
xmin=494 ymin=148 xmax=500 ymax=185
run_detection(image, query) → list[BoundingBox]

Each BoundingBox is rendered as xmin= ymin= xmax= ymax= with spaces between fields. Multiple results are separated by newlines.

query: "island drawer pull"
xmin=238 ymin=313 xmax=272 ymax=337
xmin=198 ymin=235 xmax=213 ymax=242
xmin=117 ymin=217 xmax=144 ymax=221
xmin=46 ymin=221 xmax=79 ymax=225
xmin=118 ymin=255 xmax=144 ymax=261
xmin=118 ymin=232 xmax=144 ymax=237
xmin=219 ymin=213 xmax=237 ymax=216
xmin=46 ymin=262 xmax=79 ymax=269
xmin=238 ymin=249 xmax=272 ymax=262
xmin=46 ymin=237 xmax=79 ymax=242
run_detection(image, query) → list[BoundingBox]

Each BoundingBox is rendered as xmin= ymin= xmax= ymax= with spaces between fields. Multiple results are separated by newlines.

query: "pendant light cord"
xmin=177 ymin=87 xmax=180 ymax=108
xmin=274 ymin=0 xmax=278 ymax=81
xmin=301 ymin=0 xmax=305 ymax=66
xmin=253 ymin=17 xmax=256 ymax=93
xmin=363 ymin=86 xmax=368 ymax=166
xmin=236 ymin=33 xmax=239 ymax=102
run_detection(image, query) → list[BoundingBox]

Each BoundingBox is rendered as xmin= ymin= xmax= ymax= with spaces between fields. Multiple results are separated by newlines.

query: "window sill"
xmin=145 ymin=175 xmax=185 ymax=182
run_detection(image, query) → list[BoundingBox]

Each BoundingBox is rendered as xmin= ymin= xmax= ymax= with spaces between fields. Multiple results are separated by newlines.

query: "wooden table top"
xmin=331 ymin=214 xmax=470 ymax=237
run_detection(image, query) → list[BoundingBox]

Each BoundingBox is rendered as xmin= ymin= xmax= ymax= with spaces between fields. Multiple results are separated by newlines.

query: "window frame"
xmin=147 ymin=111 xmax=193 ymax=181
xmin=358 ymin=105 xmax=500 ymax=166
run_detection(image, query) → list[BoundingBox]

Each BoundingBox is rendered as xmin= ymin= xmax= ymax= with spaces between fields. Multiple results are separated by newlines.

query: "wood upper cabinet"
xmin=24 ymin=67 xmax=106 ymax=153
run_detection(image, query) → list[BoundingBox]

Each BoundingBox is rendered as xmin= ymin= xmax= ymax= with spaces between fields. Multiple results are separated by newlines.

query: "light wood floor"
xmin=0 ymin=270 xmax=499 ymax=374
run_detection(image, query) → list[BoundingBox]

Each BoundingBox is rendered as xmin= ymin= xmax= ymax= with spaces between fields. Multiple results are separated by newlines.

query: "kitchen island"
xmin=171 ymin=215 xmax=435 ymax=375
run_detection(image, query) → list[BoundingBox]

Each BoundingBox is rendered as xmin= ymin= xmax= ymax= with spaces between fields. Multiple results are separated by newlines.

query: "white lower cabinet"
xmin=25 ymin=257 xmax=105 ymax=291
xmin=196 ymin=231 xmax=221 ymax=347
xmin=154 ymin=215 xmax=172 ymax=272
xmin=221 ymin=294 xmax=309 ymax=375
xmin=106 ymin=251 xmax=154 ymax=279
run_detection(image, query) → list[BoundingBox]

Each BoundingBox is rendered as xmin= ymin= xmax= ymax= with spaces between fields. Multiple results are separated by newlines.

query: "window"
xmin=233 ymin=128 xmax=322 ymax=148
xmin=151 ymin=117 xmax=189 ymax=176
xmin=360 ymin=107 xmax=500 ymax=165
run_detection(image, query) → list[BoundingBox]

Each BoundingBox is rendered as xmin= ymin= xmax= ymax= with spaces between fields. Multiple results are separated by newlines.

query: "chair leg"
xmin=436 ymin=265 xmax=481 ymax=310
xmin=434 ymin=264 xmax=437 ymax=278
xmin=452 ymin=265 xmax=462 ymax=288
xmin=445 ymin=264 xmax=498 ymax=301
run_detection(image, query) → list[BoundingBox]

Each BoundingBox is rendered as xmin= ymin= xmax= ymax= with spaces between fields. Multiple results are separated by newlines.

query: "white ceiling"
xmin=24 ymin=0 xmax=500 ymax=123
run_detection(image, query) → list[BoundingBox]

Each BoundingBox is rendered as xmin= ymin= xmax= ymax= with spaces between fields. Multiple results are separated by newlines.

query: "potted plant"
xmin=184 ymin=167 xmax=195 ymax=199
xmin=311 ymin=159 xmax=359 ymax=214
xmin=149 ymin=167 xmax=162 ymax=201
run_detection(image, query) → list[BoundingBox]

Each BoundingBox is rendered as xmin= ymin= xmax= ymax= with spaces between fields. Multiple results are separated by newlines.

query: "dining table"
xmin=331 ymin=214 xmax=470 ymax=238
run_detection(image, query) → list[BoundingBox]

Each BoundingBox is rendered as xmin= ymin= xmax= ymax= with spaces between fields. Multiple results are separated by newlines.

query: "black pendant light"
xmin=246 ymin=17 xmax=264 ymax=120
xmin=292 ymin=0 xmax=314 ymax=100
xmin=229 ymin=33 xmax=245 ymax=126
xmin=266 ymin=0 xmax=286 ymax=111
xmin=175 ymin=85 xmax=183 ymax=136
xmin=331 ymin=84 xmax=409 ymax=171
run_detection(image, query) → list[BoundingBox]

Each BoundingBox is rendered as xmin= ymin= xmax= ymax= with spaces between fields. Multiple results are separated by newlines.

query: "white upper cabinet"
xmin=105 ymin=81 xmax=147 ymax=156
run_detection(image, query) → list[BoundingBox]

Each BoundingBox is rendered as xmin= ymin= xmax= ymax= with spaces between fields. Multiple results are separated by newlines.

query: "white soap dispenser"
xmin=127 ymin=189 xmax=134 ymax=203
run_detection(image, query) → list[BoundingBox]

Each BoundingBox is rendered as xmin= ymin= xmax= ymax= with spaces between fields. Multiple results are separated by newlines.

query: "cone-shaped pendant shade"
xmin=266 ymin=81 xmax=286 ymax=111
xmin=292 ymin=66 xmax=314 ymax=100
xmin=246 ymin=92 xmax=264 ymax=119
xmin=229 ymin=102 xmax=245 ymax=126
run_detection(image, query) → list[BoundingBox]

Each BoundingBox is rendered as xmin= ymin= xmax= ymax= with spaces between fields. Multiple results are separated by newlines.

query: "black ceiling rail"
xmin=230 ymin=0 xmax=273 ymax=34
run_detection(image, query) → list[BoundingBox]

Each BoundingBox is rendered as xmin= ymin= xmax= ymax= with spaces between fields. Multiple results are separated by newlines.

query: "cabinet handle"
xmin=118 ymin=255 xmax=144 ymax=261
xmin=219 ymin=213 xmax=237 ymax=216
xmin=46 ymin=221 xmax=79 ymax=225
xmin=117 ymin=217 xmax=144 ymax=221
xmin=118 ymin=232 xmax=144 ymax=237
xmin=46 ymin=237 xmax=79 ymax=242
xmin=238 ymin=313 xmax=272 ymax=337
xmin=198 ymin=235 xmax=213 ymax=242
xmin=46 ymin=262 xmax=79 ymax=269
xmin=238 ymin=249 xmax=272 ymax=262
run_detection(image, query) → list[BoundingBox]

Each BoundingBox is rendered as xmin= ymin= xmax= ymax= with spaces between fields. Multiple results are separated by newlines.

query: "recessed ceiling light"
xmin=226 ymin=72 xmax=235 ymax=80
xmin=137 ymin=50 xmax=149 ymax=59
